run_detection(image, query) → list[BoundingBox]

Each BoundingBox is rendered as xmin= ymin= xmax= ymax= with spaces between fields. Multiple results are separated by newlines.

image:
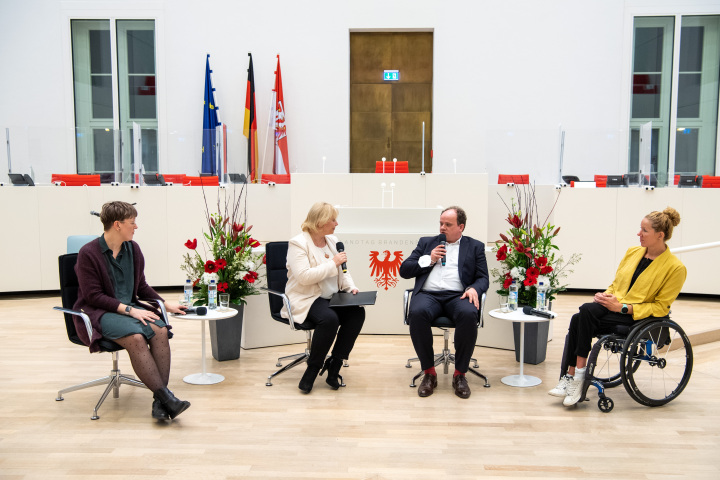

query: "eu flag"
xmin=202 ymin=54 xmax=221 ymax=175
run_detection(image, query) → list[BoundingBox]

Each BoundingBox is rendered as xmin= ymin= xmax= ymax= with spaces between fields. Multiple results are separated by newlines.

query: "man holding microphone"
xmin=400 ymin=206 xmax=489 ymax=399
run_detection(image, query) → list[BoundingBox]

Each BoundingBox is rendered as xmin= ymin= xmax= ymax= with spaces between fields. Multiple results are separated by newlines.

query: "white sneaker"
xmin=548 ymin=375 xmax=573 ymax=397
xmin=563 ymin=372 xmax=586 ymax=407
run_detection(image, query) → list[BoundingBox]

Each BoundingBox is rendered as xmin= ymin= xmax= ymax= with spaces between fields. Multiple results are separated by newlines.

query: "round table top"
xmin=488 ymin=308 xmax=556 ymax=322
xmin=173 ymin=307 xmax=238 ymax=321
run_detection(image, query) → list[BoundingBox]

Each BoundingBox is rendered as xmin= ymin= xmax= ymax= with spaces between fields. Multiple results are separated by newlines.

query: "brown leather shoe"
xmin=417 ymin=373 xmax=438 ymax=397
xmin=452 ymin=374 xmax=471 ymax=399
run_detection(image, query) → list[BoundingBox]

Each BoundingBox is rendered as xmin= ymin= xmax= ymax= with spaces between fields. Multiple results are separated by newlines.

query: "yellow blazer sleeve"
xmin=628 ymin=261 xmax=686 ymax=320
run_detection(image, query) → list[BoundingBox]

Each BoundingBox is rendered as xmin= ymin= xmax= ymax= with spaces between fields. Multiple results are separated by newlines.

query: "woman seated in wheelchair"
xmin=283 ymin=202 xmax=365 ymax=394
xmin=74 ymin=201 xmax=191 ymax=420
xmin=549 ymin=207 xmax=686 ymax=407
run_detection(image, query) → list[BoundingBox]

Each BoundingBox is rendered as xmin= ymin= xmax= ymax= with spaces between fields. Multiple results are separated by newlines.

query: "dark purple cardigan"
xmin=73 ymin=237 xmax=168 ymax=353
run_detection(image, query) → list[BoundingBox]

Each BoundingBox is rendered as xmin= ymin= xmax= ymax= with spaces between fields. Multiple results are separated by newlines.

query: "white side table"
xmin=488 ymin=308 xmax=556 ymax=387
xmin=175 ymin=307 xmax=237 ymax=385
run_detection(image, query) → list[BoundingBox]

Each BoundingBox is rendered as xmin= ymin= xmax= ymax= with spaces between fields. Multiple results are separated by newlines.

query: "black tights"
xmin=303 ymin=297 xmax=365 ymax=370
xmin=113 ymin=324 xmax=171 ymax=392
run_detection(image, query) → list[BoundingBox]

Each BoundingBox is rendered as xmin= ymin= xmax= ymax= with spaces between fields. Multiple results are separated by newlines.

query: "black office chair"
xmin=403 ymin=289 xmax=490 ymax=388
xmin=262 ymin=241 xmax=325 ymax=386
xmin=562 ymin=175 xmax=580 ymax=184
xmin=54 ymin=253 xmax=168 ymax=420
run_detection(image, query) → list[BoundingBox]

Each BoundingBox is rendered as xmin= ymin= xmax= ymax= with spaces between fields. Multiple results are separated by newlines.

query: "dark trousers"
xmin=566 ymin=302 xmax=637 ymax=367
xmin=408 ymin=290 xmax=479 ymax=373
xmin=303 ymin=297 xmax=365 ymax=370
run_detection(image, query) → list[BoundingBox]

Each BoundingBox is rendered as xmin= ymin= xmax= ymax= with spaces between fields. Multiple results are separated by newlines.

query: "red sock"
xmin=424 ymin=367 xmax=436 ymax=376
xmin=453 ymin=369 xmax=464 ymax=377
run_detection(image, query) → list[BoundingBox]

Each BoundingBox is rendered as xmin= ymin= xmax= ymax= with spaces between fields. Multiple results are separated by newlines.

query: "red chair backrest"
xmin=162 ymin=174 xmax=187 ymax=184
xmin=498 ymin=174 xmax=529 ymax=184
xmin=261 ymin=174 xmax=291 ymax=184
xmin=702 ymin=176 xmax=720 ymax=188
xmin=51 ymin=174 xmax=101 ymax=186
xmin=184 ymin=176 xmax=219 ymax=186
xmin=594 ymin=175 xmax=607 ymax=188
xmin=375 ymin=161 xmax=409 ymax=173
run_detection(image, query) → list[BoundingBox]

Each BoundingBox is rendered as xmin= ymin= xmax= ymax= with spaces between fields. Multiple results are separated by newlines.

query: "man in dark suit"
xmin=399 ymin=206 xmax=489 ymax=399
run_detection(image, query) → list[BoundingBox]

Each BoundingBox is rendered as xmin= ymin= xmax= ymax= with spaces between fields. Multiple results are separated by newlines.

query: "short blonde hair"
xmin=301 ymin=202 xmax=338 ymax=234
xmin=646 ymin=207 xmax=681 ymax=241
xmin=100 ymin=201 xmax=137 ymax=231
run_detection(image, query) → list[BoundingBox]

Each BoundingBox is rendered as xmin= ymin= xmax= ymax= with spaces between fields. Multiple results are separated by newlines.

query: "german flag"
xmin=243 ymin=53 xmax=259 ymax=183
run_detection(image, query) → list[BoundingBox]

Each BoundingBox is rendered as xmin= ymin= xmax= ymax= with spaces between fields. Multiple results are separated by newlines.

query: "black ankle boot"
xmin=298 ymin=366 xmax=320 ymax=394
xmin=151 ymin=398 xmax=170 ymax=420
xmin=153 ymin=387 xmax=191 ymax=419
xmin=320 ymin=356 xmax=343 ymax=390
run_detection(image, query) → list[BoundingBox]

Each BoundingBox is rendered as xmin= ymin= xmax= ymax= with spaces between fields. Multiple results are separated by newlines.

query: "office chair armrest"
xmin=479 ymin=292 xmax=486 ymax=328
xmin=260 ymin=287 xmax=300 ymax=331
xmin=142 ymin=298 xmax=169 ymax=325
xmin=403 ymin=289 xmax=412 ymax=325
xmin=54 ymin=306 xmax=93 ymax=342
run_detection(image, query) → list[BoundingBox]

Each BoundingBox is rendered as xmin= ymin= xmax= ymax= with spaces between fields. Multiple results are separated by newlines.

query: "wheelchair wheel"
xmin=621 ymin=320 xmax=693 ymax=407
xmin=592 ymin=335 xmax=625 ymax=388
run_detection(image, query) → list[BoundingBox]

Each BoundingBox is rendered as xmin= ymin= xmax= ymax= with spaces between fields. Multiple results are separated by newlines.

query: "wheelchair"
xmin=559 ymin=316 xmax=693 ymax=412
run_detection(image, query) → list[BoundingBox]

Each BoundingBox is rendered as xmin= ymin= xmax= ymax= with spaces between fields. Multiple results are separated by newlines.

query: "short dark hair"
xmin=100 ymin=201 xmax=137 ymax=231
xmin=442 ymin=206 xmax=466 ymax=227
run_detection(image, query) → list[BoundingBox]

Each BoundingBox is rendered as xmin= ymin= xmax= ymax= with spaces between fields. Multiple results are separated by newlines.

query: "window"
xmin=629 ymin=15 xmax=720 ymax=186
xmin=71 ymin=19 xmax=157 ymax=181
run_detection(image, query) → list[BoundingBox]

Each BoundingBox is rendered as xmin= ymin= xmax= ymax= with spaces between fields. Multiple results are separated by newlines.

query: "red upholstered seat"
xmin=51 ymin=174 xmax=101 ymax=186
xmin=183 ymin=176 xmax=219 ymax=186
xmin=261 ymin=174 xmax=291 ymax=184
xmin=702 ymin=175 xmax=720 ymax=188
xmin=375 ymin=161 xmax=409 ymax=173
xmin=162 ymin=174 xmax=187 ymax=184
xmin=594 ymin=175 xmax=607 ymax=188
xmin=498 ymin=174 xmax=529 ymax=184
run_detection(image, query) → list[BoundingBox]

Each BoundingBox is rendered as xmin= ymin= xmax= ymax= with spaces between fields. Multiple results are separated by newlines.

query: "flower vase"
xmin=209 ymin=303 xmax=244 ymax=361
xmin=512 ymin=301 xmax=551 ymax=365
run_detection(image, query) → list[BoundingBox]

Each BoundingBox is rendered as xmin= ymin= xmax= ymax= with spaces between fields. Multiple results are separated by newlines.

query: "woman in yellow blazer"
xmin=550 ymin=207 xmax=686 ymax=407
xmin=282 ymin=202 xmax=365 ymax=394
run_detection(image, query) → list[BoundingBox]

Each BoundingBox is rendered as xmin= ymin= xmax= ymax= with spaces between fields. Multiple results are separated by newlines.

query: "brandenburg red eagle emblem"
xmin=369 ymin=250 xmax=404 ymax=290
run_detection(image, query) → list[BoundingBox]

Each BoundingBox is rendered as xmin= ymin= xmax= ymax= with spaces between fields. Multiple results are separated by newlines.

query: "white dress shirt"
xmin=422 ymin=237 xmax=464 ymax=292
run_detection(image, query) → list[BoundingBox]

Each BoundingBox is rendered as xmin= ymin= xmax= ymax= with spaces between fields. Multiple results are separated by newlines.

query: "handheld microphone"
xmin=438 ymin=234 xmax=447 ymax=266
xmin=522 ymin=306 xmax=556 ymax=319
xmin=336 ymin=241 xmax=347 ymax=273
xmin=184 ymin=306 xmax=207 ymax=316
xmin=90 ymin=211 xmax=100 ymax=217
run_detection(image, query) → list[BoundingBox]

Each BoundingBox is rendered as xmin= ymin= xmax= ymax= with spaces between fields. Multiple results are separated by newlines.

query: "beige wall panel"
xmin=391 ymin=33 xmax=433 ymax=83
xmin=392 ymin=83 xmax=432 ymax=112
xmin=350 ymin=33 xmax=392 ymax=83
xmin=351 ymin=84 xmax=392 ymax=112
xmin=350 ymin=173 xmax=427 ymax=208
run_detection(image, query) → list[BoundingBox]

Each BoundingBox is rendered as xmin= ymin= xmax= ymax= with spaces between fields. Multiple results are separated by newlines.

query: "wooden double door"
xmin=350 ymin=32 xmax=433 ymax=173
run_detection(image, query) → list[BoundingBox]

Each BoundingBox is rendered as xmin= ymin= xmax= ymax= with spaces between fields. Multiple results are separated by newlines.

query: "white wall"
xmin=1 ymin=0 xmax=719 ymax=184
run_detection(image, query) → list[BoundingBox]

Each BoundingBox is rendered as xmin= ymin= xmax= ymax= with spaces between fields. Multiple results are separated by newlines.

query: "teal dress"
xmin=98 ymin=236 xmax=166 ymax=340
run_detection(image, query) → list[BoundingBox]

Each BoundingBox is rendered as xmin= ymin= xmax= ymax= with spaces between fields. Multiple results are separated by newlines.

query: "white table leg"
xmin=184 ymin=318 xmax=224 ymax=385
xmin=501 ymin=321 xmax=542 ymax=387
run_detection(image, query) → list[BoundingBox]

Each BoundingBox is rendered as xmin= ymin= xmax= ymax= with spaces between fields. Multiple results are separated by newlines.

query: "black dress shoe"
xmin=299 ymin=366 xmax=320 ymax=394
xmin=320 ymin=356 xmax=343 ymax=390
xmin=452 ymin=374 xmax=471 ymax=399
xmin=418 ymin=373 xmax=438 ymax=397
xmin=152 ymin=399 xmax=170 ymax=420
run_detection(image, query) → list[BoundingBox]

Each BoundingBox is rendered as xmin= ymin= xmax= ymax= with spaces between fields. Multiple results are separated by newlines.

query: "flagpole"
xmin=261 ymin=87 xmax=274 ymax=180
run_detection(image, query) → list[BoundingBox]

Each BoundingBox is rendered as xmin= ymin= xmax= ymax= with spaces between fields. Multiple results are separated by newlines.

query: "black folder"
xmin=329 ymin=291 xmax=377 ymax=307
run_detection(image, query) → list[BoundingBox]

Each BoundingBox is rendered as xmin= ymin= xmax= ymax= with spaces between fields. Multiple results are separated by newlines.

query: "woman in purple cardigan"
xmin=74 ymin=201 xmax=190 ymax=420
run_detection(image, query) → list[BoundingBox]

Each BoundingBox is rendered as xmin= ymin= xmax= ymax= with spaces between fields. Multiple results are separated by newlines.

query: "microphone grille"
xmin=438 ymin=233 xmax=446 ymax=242
xmin=522 ymin=306 xmax=532 ymax=315
xmin=336 ymin=241 xmax=345 ymax=251
xmin=196 ymin=306 xmax=207 ymax=315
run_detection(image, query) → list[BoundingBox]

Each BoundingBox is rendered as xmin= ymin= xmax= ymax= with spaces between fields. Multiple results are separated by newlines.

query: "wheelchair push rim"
xmin=620 ymin=320 xmax=693 ymax=407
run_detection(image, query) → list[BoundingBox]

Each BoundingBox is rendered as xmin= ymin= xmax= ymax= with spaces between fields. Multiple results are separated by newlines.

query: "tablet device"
xmin=329 ymin=291 xmax=377 ymax=307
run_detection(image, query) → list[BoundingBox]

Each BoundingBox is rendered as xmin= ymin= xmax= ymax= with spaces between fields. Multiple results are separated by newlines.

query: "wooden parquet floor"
xmin=0 ymin=291 xmax=718 ymax=479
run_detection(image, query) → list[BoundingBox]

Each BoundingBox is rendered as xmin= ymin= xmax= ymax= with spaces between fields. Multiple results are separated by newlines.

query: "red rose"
xmin=496 ymin=244 xmax=508 ymax=261
xmin=217 ymin=282 xmax=229 ymax=292
xmin=204 ymin=260 xmax=218 ymax=273
xmin=243 ymin=271 xmax=259 ymax=283
xmin=215 ymin=258 xmax=227 ymax=269
xmin=184 ymin=239 xmax=198 ymax=250
xmin=527 ymin=266 xmax=540 ymax=279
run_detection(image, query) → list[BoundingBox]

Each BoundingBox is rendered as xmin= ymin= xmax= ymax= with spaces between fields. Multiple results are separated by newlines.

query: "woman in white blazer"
xmin=282 ymin=202 xmax=365 ymax=393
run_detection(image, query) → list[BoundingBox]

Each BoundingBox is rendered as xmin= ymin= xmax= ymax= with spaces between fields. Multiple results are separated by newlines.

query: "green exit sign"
xmin=383 ymin=70 xmax=400 ymax=81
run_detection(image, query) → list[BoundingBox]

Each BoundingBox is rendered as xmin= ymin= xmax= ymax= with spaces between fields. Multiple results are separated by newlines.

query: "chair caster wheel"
xmin=598 ymin=397 xmax=614 ymax=412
